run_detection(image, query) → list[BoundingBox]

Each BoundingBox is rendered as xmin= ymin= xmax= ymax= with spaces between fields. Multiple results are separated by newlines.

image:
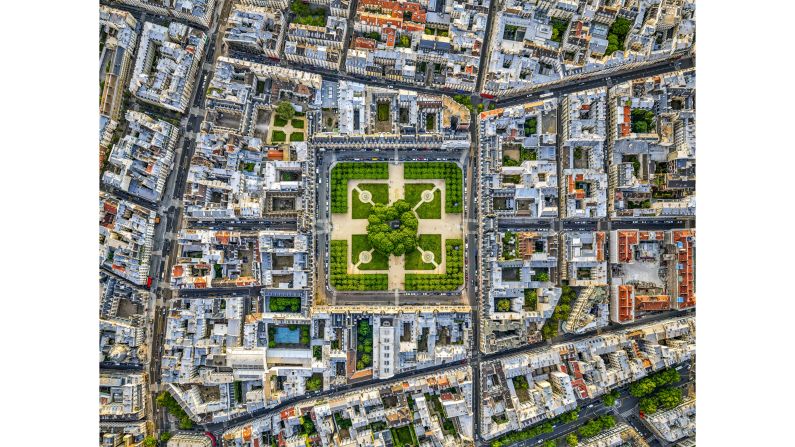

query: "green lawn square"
xmin=404 ymin=234 xmax=441 ymax=270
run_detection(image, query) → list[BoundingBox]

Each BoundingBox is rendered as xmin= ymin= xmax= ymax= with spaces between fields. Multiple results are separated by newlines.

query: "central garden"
xmin=328 ymin=161 xmax=464 ymax=292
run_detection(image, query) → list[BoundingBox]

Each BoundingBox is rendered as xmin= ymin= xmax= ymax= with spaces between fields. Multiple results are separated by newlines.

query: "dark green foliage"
xmin=290 ymin=1 xmax=327 ymax=27
xmin=495 ymin=297 xmax=512 ymax=312
xmin=524 ymin=117 xmax=538 ymax=136
xmin=551 ymin=19 xmax=569 ymax=43
xmin=524 ymin=288 xmax=537 ymax=310
xmin=452 ymin=94 xmax=473 ymax=112
xmin=313 ymin=345 xmax=322 ymax=360
xmin=156 ymin=391 xmax=193 ymax=430
xmin=306 ymin=373 xmax=323 ymax=392
xmin=630 ymin=109 xmax=655 ymax=133
xmin=541 ymin=285 xmax=577 ymax=339
xmin=566 ymin=434 xmax=578 ymax=446
xmin=271 ymin=130 xmax=287 ymax=142
xmin=404 ymin=234 xmax=441 ymax=270
xmin=335 ymin=412 xmax=353 ymax=429
xmin=330 ymin=162 xmax=389 ymax=213
xmin=577 ymin=415 xmax=616 ymax=439
xmin=289 ymin=132 xmax=304 ymax=142
xmin=269 ymin=296 xmax=301 ymax=312
xmin=396 ymin=34 xmax=411 ymax=48
xmin=605 ymin=17 xmax=632 ymax=55
xmin=356 ymin=320 xmax=373 ymax=369
xmin=275 ymin=100 xmax=296 ymax=121
xmin=403 ymin=162 xmax=463 ymax=213
xmin=512 ymin=375 xmax=529 ymax=390
xmin=377 ymin=103 xmax=390 ymax=121
xmin=329 ymin=240 xmax=388 ymax=290
xmin=366 ymin=200 xmax=419 ymax=256
xmin=405 ymin=239 xmax=463 ymax=291
xmin=488 ymin=409 xmax=579 ymax=447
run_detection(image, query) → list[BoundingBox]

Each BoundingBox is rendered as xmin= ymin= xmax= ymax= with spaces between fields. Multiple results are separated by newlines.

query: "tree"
xmin=630 ymin=377 xmax=657 ymax=398
xmin=361 ymin=353 xmax=372 ymax=365
xmin=275 ymin=101 xmax=295 ymax=121
xmin=143 ymin=436 xmax=157 ymax=447
xmin=639 ymin=397 xmax=658 ymax=414
xmin=496 ymin=298 xmax=511 ymax=312
xmin=566 ymin=434 xmax=579 ymax=446
xmin=160 ymin=432 xmax=172 ymax=442
xmin=544 ymin=441 xmax=556 ymax=447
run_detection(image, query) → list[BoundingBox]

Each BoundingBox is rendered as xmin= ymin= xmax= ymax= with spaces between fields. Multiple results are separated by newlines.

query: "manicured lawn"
xmin=404 ymin=234 xmax=440 ymax=270
xmin=272 ymin=130 xmax=286 ymax=142
xmin=329 ymin=240 xmax=388 ymax=290
xmin=416 ymin=189 xmax=441 ymax=219
xmin=351 ymin=235 xmax=389 ymax=270
xmin=289 ymin=132 xmax=304 ymax=142
xmin=403 ymin=183 xmax=434 ymax=207
xmin=351 ymin=192 xmax=373 ymax=219
xmin=405 ymin=239 xmax=463 ymax=291
xmin=391 ymin=424 xmax=418 ymax=447
xmin=291 ymin=118 xmax=305 ymax=129
xmin=273 ymin=117 xmax=288 ymax=127
xmin=403 ymin=162 xmax=463 ymax=213
xmin=330 ymin=162 xmax=389 ymax=214
xmin=377 ymin=103 xmax=390 ymax=121
xmin=358 ymin=183 xmax=389 ymax=205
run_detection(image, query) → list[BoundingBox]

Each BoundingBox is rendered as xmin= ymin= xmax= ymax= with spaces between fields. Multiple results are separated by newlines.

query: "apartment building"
xmin=100 ymin=7 xmax=138 ymax=121
xmin=115 ymin=0 xmax=217 ymax=28
xmin=100 ymin=421 xmax=149 ymax=447
xmin=609 ymin=229 xmax=695 ymax=323
xmin=224 ymin=5 xmax=286 ymax=59
xmin=203 ymin=57 xmax=321 ymax=136
xmin=607 ymin=70 xmax=696 ymax=217
xmin=99 ymin=193 xmax=156 ymax=286
xmin=561 ymin=88 xmax=608 ymax=218
xmin=481 ymin=228 xmax=561 ymax=351
xmin=170 ymin=230 xmax=262 ymax=289
xmin=480 ymin=317 xmax=695 ymax=440
xmin=102 ymin=111 xmax=178 ymax=202
xmin=221 ymin=367 xmax=474 ymax=447
xmin=483 ymin=0 xmax=696 ymax=96
xmin=643 ymin=397 xmax=696 ymax=442
xmin=562 ymin=231 xmax=608 ymax=286
xmin=479 ymin=100 xmax=560 ymax=218
xmin=284 ymin=16 xmax=347 ymax=70
xmin=129 ymin=22 xmax=206 ymax=113
xmin=99 ymin=370 xmax=147 ymax=422
xmin=345 ymin=0 xmax=487 ymax=91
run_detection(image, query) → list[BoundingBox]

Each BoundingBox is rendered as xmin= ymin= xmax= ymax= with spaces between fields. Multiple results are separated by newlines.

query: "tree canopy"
xmin=366 ymin=200 xmax=419 ymax=256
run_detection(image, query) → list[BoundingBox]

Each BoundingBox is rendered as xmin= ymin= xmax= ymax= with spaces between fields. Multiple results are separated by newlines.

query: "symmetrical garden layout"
xmin=329 ymin=162 xmax=464 ymax=291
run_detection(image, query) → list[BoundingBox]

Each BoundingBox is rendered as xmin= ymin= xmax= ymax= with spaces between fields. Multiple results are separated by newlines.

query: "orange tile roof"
xmin=596 ymin=232 xmax=605 ymax=262
xmin=618 ymin=285 xmax=634 ymax=322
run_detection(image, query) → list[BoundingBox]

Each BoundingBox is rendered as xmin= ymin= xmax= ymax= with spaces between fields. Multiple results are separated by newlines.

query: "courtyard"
xmin=329 ymin=161 xmax=464 ymax=291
